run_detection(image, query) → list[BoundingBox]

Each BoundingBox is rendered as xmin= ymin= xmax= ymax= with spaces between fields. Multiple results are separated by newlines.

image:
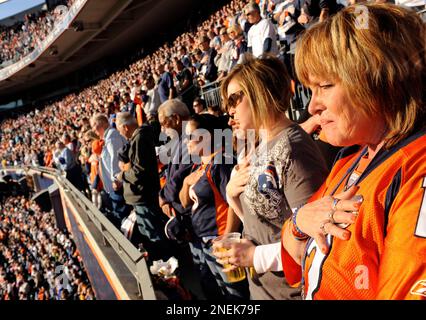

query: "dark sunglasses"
xmin=226 ymin=90 xmax=245 ymax=110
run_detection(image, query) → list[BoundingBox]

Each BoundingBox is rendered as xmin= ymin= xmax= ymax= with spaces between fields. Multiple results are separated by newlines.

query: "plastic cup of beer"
xmin=212 ymin=232 xmax=246 ymax=283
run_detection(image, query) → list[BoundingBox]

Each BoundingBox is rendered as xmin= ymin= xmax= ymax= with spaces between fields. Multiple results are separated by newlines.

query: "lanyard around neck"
xmin=329 ymin=146 xmax=369 ymax=196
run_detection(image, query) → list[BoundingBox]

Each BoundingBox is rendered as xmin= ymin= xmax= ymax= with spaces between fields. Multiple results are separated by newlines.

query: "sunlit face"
xmin=226 ymin=79 xmax=255 ymax=140
xmin=198 ymin=40 xmax=209 ymax=51
xmin=228 ymin=30 xmax=237 ymax=40
xmin=307 ymin=76 xmax=385 ymax=147
xmin=193 ymin=102 xmax=204 ymax=114
xmin=91 ymin=121 xmax=104 ymax=138
xmin=245 ymin=10 xmax=260 ymax=24
xmin=116 ymin=124 xmax=131 ymax=140
xmin=159 ymin=113 xmax=179 ymax=139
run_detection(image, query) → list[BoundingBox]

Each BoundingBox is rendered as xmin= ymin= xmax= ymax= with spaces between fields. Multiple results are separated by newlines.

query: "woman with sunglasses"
xmin=179 ymin=113 xmax=250 ymax=300
xmin=215 ymin=54 xmax=329 ymax=299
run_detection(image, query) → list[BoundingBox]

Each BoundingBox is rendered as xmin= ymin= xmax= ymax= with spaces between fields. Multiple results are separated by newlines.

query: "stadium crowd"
xmin=0 ymin=196 xmax=94 ymax=300
xmin=0 ymin=0 xmax=425 ymax=300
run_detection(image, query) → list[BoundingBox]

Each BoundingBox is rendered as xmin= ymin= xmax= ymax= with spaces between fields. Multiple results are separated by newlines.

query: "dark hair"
xmin=189 ymin=113 xmax=226 ymax=134
xmin=193 ymin=97 xmax=206 ymax=109
xmin=189 ymin=114 xmax=231 ymax=152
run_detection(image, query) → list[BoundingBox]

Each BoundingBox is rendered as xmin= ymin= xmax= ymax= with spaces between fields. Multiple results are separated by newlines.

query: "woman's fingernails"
xmin=350 ymin=185 xmax=360 ymax=192
xmin=353 ymin=195 xmax=364 ymax=203
xmin=354 ymin=200 xmax=363 ymax=209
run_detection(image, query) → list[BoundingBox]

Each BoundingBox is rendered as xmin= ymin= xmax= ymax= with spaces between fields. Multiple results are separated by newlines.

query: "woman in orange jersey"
xmin=88 ymin=139 xmax=104 ymax=210
xmin=216 ymin=3 xmax=426 ymax=300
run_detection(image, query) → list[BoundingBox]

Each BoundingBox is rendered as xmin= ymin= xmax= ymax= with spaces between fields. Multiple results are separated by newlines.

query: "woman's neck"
xmin=366 ymin=124 xmax=388 ymax=160
xmin=367 ymin=140 xmax=385 ymax=160
xmin=261 ymin=117 xmax=293 ymax=142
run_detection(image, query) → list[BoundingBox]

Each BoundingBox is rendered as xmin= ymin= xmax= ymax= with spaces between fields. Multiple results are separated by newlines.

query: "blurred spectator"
xmin=52 ymin=141 xmax=84 ymax=190
xmin=90 ymin=114 xmax=131 ymax=228
xmin=206 ymin=104 xmax=223 ymax=117
xmin=178 ymin=45 xmax=192 ymax=69
xmin=274 ymin=0 xmax=305 ymax=50
xmin=121 ymin=92 xmax=137 ymax=117
xmin=298 ymin=0 xmax=340 ymax=25
xmin=88 ymin=139 xmax=104 ymax=210
xmin=61 ymin=133 xmax=77 ymax=157
xmin=157 ymin=99 xmax=193 ymax=229
xmin=115 ymin=112 xmax=173 ymax=262
xmin=395 ymin=0 xmax=426 ymax=11
xmin=192 ymin=97 xmax=207 ymax=114
xmin=227 ymin=24 xmax=248 ymax=70
xmin=215 ymin=28 xmax=234 ymax=80
xmin=197 ymin=35 xmax=218 ymax=84
xmin=173 ymin=58 xmax=196 ymax=113
xmin=143 ymin=75 xmax=161 ymax=121
xmin=157 ymin=63 xmax=175 ymax=103
xmin=244 ymin=2 xmax=279 ymax=57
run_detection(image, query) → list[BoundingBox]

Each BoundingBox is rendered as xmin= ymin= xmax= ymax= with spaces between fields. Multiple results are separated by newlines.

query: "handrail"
xmin=5 ymin=165 xmax=156 ymax=300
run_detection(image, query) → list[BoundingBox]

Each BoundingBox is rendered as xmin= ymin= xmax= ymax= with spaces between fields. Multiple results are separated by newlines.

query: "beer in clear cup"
xmin=213 ymin=232 xmax=246 ymax=283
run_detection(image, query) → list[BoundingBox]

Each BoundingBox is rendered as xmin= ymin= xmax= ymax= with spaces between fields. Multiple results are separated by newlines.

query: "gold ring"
xmin=328 ymin=210 xmax=336 ymax=224
xmin=320 ymin=219 xmax=332 ymax=235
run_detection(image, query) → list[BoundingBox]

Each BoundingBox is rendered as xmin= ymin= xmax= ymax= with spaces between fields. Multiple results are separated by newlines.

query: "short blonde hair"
xmin=220 ymin=54 xmax=292 ymax=130
xmin=295 ymin=3 xmax=426 ymax=148
xmin=90 ymin=113 xmax=109 ymax=127
xmin=116 ymin=112 xmax=137 ymax=127
xmin=83 ymin=130 xmax=99 ymax=142
xmin=227 ymin=24 xmax=243 ymax=36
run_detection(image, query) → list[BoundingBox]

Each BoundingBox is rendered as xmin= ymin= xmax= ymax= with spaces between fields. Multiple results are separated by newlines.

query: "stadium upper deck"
xmin=0 ymin=0 xmax=217 ymax=105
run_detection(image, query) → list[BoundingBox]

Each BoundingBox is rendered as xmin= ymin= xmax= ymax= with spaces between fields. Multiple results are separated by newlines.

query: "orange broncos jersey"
xmin=282 ymin=132 xmax=426 ymax=300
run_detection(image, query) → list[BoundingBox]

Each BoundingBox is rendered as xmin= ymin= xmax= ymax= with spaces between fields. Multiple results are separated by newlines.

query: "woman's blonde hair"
xmin=83 ymin=130 xmax=99 ymax=142
xmin=220 ymin=54 xmax=292 ymax=131
xmin=227 ymin=24 xmax=243 ymax=36
xmin=295 ymin=3 xmax=426 ymax=148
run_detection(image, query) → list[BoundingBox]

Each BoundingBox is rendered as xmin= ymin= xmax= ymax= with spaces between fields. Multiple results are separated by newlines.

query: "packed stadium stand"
xmin=0 ymin=0 xmax=425 ymax=301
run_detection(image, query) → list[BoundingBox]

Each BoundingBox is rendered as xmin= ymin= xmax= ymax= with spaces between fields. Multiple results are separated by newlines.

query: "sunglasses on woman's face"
xmin=226 ymin=90 xmax=245 ymax=110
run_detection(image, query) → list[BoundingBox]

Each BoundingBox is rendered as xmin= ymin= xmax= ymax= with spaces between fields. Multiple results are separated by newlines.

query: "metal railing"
xmin=6 ymin=165 xmax=156 ymax=300
xmin=200 ymin=80 xmax=222 ymax=108
xmin=198 ymin=77 xmax=311 ymax=122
